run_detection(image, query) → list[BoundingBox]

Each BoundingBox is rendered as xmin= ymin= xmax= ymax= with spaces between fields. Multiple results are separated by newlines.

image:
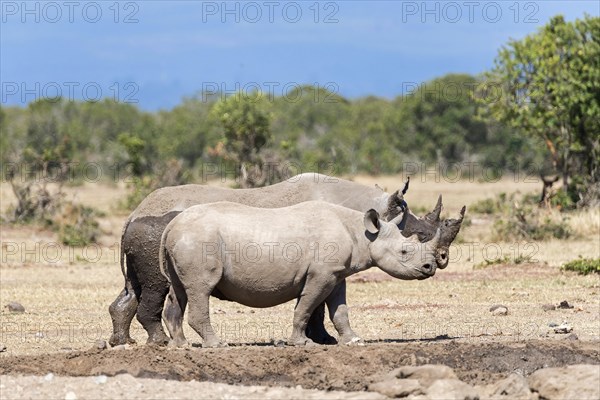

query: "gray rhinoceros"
xmin=109 ymin=173 xmax=465 ymax=346
xmin=159 ymin=201 xmax=441 ymax=347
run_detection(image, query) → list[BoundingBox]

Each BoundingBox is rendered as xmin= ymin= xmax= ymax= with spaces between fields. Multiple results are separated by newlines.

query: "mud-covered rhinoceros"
xmin=159 ymin=201 xmax=441 ymax=347
xmin=109 ymin=173 xmax=465 ymax=346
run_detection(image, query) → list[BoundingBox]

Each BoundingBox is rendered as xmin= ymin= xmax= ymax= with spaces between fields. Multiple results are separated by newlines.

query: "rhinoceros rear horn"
xmin=424 ymin=195 xmax=443 ymax=222
xmin=364 ymin=209 xmax=381 ymax=234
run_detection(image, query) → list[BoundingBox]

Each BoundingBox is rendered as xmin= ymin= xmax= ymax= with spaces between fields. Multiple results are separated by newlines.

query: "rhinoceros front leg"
xmin=289 ymin=272 xmax=339 ymax=346
xmin=326 ymin=280 xmax=362 ymax=345
xmin=306 ymin=303 xmax=337 ymax=345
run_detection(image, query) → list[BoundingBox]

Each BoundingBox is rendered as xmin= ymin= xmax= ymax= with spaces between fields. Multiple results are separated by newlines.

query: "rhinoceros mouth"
xmin=419 ymin=263 xmax=437 ymax=279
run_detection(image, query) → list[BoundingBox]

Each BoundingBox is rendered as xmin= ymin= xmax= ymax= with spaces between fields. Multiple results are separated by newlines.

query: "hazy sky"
xmin=2 ymin=1 xmax=598 ymax=110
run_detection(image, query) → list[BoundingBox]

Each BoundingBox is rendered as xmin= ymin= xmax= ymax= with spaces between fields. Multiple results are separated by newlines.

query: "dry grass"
xmin=1 ymin=175 xmax=599 ymax=356
xmin=568 ymin=208 xmax=600 ymax=238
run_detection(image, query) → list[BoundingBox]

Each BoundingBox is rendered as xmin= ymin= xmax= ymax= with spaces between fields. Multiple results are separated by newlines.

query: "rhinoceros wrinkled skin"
xmin=108 ymin=173 xmax=465 ymax=347
xmin=159 ymin=201 xmax=441 ymax=347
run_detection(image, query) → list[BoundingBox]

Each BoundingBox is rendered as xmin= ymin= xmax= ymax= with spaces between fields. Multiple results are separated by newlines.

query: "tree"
xmin=480 ymin=15 xmax=600 ymax=206
xmin=209 ymin=91 xmax=273 ymax=187
xmin=155 ymin=96 xmax=217 ymax=167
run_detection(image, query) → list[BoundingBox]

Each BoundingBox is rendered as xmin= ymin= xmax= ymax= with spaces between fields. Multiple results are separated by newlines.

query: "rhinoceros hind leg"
xmin=108 ymin=272 xmax=140 ymax=346
xmin=185 ymin=265 xmax=226 ymax=348
xmin=136 ymin=284 xmax=171 ymax=346
xmin=108 ymin=287 xmax=138 ymax=346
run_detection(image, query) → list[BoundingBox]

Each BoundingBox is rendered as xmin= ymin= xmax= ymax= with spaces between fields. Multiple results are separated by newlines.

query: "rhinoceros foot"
xmin=341 ymin=336 xmax=364 ymax=346
xmin=287 ymin=337 xmax=317 ymax=347
xmin=146 ymin=332 xmax=170 ymax=347
xmin=167 ymin=338 xmax=189 ymax=349
xmin=108 ymin=334 xmax=137 ymax=347
xmin=306 ymin=328 xmax=338 ymax=345
xmin=202 ymin=338 xmax=228 ymax=348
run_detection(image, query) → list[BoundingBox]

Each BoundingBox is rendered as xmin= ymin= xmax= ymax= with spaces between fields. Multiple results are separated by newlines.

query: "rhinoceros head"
xmin=364 ymin=208 xmax=440 ymax=280
xmin=383 ymin=187 xmax=466 ymax=270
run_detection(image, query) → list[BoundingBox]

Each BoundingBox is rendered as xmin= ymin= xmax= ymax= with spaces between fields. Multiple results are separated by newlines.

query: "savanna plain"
xmin=1 ymin=175 xmax=599 ymax=399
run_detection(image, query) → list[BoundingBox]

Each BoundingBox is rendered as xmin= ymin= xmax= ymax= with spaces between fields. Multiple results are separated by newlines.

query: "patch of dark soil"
xmin=0 ymin=340 xmax=598 ymax=391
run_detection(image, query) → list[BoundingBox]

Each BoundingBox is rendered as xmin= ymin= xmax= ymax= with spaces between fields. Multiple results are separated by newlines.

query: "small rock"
xmin=110 ymin=344 xmax=131 ymax=351
xmin=542 ymin=303 xmax=556 ymax=312
xmin=548 ymin=322 xmax=559 ymax=327
xmin=369 ymin=379 xmax=424 ymax=398
xmin=273 ymin=340 xmax=286 ymax=348
xmin=557 ymin=300 xmax=574 ymax=309
xmin=94 ymin=375 xmax=108 ymax=384
xmin=553 ymin=322 xmax=573 ymax=334
xmin=6 ymin=302 xmax=25 ymax=312
xmin=64 ymin=391 xmax=77 ymax=400
xmin=564 ymin=333 xmax=579 ymax=341
xmin=490 ymin=305 xmax=509 ymax=316
xmin=0 ymin=344 xmax=6 ymax=352
xmin=44 ymin=373 xmax=54 ymax=382
xmin=96 ymin=340 xmax=107 ymax=350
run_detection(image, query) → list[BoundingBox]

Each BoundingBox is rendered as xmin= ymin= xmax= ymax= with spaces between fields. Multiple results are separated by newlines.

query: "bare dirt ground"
xmin=1 ymin=176 xmax=599 ymax=398
xmin=2 ymin=340 xmax=600 ymax=389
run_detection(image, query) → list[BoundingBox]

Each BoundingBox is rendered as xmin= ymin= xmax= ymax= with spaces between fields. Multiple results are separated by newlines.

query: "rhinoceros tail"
xmin=119 ymin=218 xmax=131 ymax=290
xmin=158 ymin=227 xmax=172 ymax=285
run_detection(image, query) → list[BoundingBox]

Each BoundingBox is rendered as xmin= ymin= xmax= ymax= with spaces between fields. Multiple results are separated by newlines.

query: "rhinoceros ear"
xmin=364 ymin=209 xmax=381 ymax=234
xmin=401 ymin=176 xmax=410 ymax=195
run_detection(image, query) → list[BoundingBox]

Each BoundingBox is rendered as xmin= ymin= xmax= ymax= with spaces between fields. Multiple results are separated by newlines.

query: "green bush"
xmin=56 ymin=203 xmax=102 ymax=246
xmin=474 ymin=255 xmax=511 ymax=269
xmin=485 ymin=191 xmax=573 ymax=241
xmin=474 ymin=253 xmax=534 ymax=269
xmin=561 ymin=258 xmax=600 ymax=275
xmin=469 ymin=198 xmax=499 ymax=214
xmin=549 ymin=189 xmax=576 ymax=210
xmin=494 ymin=213 xmax=571 ymax=241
